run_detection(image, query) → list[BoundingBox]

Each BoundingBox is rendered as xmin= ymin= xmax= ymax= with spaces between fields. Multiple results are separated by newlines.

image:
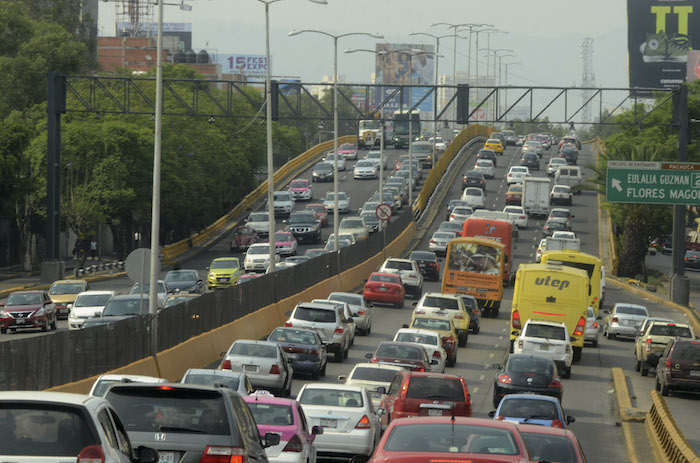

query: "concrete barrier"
xmin=646 ymin=389 xmax=700 ymax=463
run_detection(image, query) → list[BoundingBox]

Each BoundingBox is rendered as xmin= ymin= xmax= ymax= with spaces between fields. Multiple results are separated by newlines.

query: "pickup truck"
xmin=634 ymin=321 xmax=695 ymax=376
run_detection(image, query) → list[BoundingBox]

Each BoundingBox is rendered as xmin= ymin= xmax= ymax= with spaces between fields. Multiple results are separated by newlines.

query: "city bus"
xmin=540 ymin=250 xmax=603 ymax=315
xmin=392 ymin=108 xmax=421 ymax=149
xmin=441 ymin=237 xmax=505 ymax=317
xmin=462 ymin=217 xmax=515 ymax=286
xmin=510 ymin=263 xmax=590 ymax=362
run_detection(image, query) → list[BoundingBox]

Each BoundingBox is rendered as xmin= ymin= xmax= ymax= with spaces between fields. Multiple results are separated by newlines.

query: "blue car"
xmin=266 ymin=327 xmax=328 ymax=379
xmin=489 ymin=393 xmax=575 ymax=428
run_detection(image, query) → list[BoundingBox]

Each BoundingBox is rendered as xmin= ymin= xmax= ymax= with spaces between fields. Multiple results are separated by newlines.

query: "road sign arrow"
xmin=611 ymin=178 xmax=622 ymax=192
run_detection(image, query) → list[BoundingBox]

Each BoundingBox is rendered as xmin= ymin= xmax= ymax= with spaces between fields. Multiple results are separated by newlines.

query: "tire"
xmin=591 ymin=339 xmax=598 ymax=347
xmin=509 ymin=339 xmax=515 ymax=354
xmin=660 ymin=379 xmax=670 ymax=396
xmin=562 ymin=366 xmax=571 ymax=379
xmin=458 ymin=332 xmax=468 ymax=348
xmin=634 ymin=357 xmax=641 ymax=372
xmin=350 ymin=335 xmax=354 ymax=346
xmin=641 ymin=364 xmax=649 ymax=377
xmin=320 ymin=361 xmax=327 ymax=377
xmin=493 ymin=393 xmax=501 ymax=409
xmin=367 ymin=323 xmax=371 ymax=335
xmin=50 ymin=317 xmax=57 ymax=330
xmin=572 ymin=346 xmax=582 ymax=362
xmin=0 ymin=328 xmax=6 ymax=334
xmin=473 ymin=324 xmax=480 ymax=334
xmin=41 ymin=323 xmax=48 ymax=332
xmin=334 ymin=349 xmax=344 ymax=363
xmin=395 ymin=300 xmax=404 ymax=309
xmin=283 ymin=377 xmax=292 ymax=397
xmin=447 ymin=356 xmax=456 ymax=367
xmin=607 ymin=332 xmax=614 ymax=340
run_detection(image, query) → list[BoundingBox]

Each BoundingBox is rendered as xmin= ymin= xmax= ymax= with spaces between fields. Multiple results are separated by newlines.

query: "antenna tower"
xmin=580 ymin=37 xmax=595 ymax=124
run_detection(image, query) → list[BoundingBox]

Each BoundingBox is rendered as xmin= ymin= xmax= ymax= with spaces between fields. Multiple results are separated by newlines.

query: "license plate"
xmin=539 ymin=344 xmax=550 ymax=351
xmin=320 ymin=418 xmax=337 ymax=428
xmin=244 ymin=365 xmax=258 ymax=372
xmin=287 ymin=353 xmax=297 ymax=359
xmin=428 ymin=409 xmax=443 ymax=416
xmin=378 ymin=287 xmax=387 ymax=292
xmin=690 ymin=370 xmax=700 ymax=377
xmin=157 ymin=451 xmax=175 ymax=463
xmin=217 ymin=277 xmax=229 ymax=282
xmin=15 ymin=319 xmax=25 ymax=324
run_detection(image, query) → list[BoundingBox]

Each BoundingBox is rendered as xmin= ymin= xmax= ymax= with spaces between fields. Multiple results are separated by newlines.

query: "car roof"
xmin=517 ymin=423 xmax=574 ymax=437
xmin=184 ymin=369 xmax=244 ymax=378
xmin=0 ymin=391 xmax=98 ymax=406
xmin=243 ymin=393 xmax=296 ymax=406
xmin=396 ymin=328 xmax=441 ymax=338
xmin=402 ymin=371 xmax=465 ymax=381
xmin=300 ymin=383 xmax=366 ymax=392
xmin=295 ymin=301 xmax=339 ymax=311
xmin=96 ymin=374 xmax=165 ymax=382
xmin=386 ymin=416 xmax=520 ymax=429
xmin=233 ymin=339 xmax=280 ymax=347
xmin=52 ymin=279 xmax=88 ymax=284
xmin=352 ymin=362 xmax=404 ymax=372
xmin=614 ymin=303 xmax=647 ymax=310
xmin=112 ymin=294 xmax=151 ymax=300
xmin=422 ymin=291 xmax=462 ymax=301
xmin=9 ymin=290 xmax=45 ymax=295
xmin=77 ymin=290 xmax=117 ymax=296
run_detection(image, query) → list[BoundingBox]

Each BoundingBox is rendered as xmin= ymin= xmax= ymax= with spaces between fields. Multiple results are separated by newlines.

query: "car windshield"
xmin=103 ymin=299 xmax=149 ymax=316
xmin=406 ymin=376 xmax=465 ymax=401
xmin=412 ymin=317 xmax=451 ymax=331
xmin=421 ymin=296 xmax=460 ymax=310
xmin=325 ymin=193 xmax=347 ymax=201
xmin=350 ymin=367 xmax=399 ymax=382
xmin=340 ymin=143 xmax=355 ymax=150
xmin=383 ymin=423 xmax=519 ymax=454
xmin=0 ymin=406 xmax=96 ymax=456
xmin=131 ymin=282 xmax=167 ymax=294
xmin=49 ymin=283 xmax=84 ymax=295
xmin=524 ymin=324 xmax=567 ymax=341
xmin=5 ymin=293 xmax=42 ymax=306
xmin=288 ymin=213 xmax=315 ymax=224
xmin=229 ymin=342 xmax=277 ymax=358
xmin=74 ymin=294 xmax=112 ymax=308
xmin=615 ymin=305 xmax=648 ymax=316
xmin=248 ymin=246 xmax=270 ymax=255
xmin=315 ymin=163 xmax=333 ymax=172
xmin=376 ymin=344 xmax=423 ymax=360
xmin=249 ymin=213 xmax=268 ymax=222
xmin=247 ymin=403 xmax=293 ymax=426
xmin=182 ymin=373 xmax=240 ymax=390
xmin=356 ymin=161 xmax=375 ymax=168
xmin=290 ymin=180 xmax=307 ymax=189
xmin=211 ymin=259 xmax=239 ymax=270
xmin=107 ymin=388 xmax=231 ymax=436
xmin=412 ymin=143 xmax=431 ymax=153
xmin=396 ymin=332 xmax=439 ymax=346
xmin=274 ymin=233 xmax=293 ymax=242
xmin=508 ymin=356 xmax=554 ymax=376
xmin=500 ymin=399 xmax=559 ymax=419
xmin=269 ymin=328 xmax=318 ymax=344
xmin=511 ymin=168 xmax=527 ymax=173
xmin=274 ymin=192 xmax=291 ymax=201
xmin=520 ymin=433 xmax=577 ymax=462
xmin=293 ymin=306 xmax=336 ymax=323
xmin=384 ymin=260 xmax=413 ymax=271
xmin=341 ymin=219 xmax=364 ymax=229
xmin=361 ymin=213 xmax=379 ymax=223
xmin=299 ymin=389 xmax=364 ymax=407
xmin=165 ymin=271 xmax=196 ymax=282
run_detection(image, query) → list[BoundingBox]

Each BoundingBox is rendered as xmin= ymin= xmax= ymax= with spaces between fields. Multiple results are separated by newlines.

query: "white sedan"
xmin=353 ymin=160 xmax=379 ymax=179
xmin=449 ymin=206 xmax=473 ymax=224
xmin=323 ymin=192 xmax=351 ymax=214
xmin=429 ymin=231 xmax=457 ymax=255
xmin=244 ymin=243 xmax=280 ymax=272
xmin=474 ymin=159 xmax=495 ymax=179
xmin=460 ymin=187 xmax=486 ymax=209
xmin=323 ymin=153 xmax=347 ymax=171
xmin=503 ymin=205 xmax=528 ymax=229
xmin=393 ymin=328 xmax=447 ymax=373
xmin=365 ymin=151 xmax=387 ymax=169
xmin=298 ymin=384 xmax=381 ymax=461
xmin=507 ymin=166 xmax=530 ymax=184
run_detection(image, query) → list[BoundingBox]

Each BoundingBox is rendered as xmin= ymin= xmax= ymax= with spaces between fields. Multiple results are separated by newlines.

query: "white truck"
xmin=522 ymin=177 xmax=551 ymax=218
xmin=545 ymin=237 xmax=581 ymax=252
xmin=358 ymin=119 xmax=382 ymax=149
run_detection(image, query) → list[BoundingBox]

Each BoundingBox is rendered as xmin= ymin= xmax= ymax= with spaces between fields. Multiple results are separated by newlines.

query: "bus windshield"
xmin=359 ymin=120 xmax=381 ymax=130
xmin=447 ymin=241 xmax=502 ymax=275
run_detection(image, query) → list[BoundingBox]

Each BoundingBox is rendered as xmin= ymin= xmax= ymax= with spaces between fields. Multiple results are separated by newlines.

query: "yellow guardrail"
xmin=162 ymin=135 xmax=356 ymax=263
xmin=591 ymin=137 xmax=619 ymax=275
xmin=646 ymin=389 xmax=700 ymax=463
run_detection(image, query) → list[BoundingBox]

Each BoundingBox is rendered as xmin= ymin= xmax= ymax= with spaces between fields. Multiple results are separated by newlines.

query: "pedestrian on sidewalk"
xmin=73 ymin=239 xmax=80 ymax=258
xmin=90 ymin=240 xmax=97 ymax=260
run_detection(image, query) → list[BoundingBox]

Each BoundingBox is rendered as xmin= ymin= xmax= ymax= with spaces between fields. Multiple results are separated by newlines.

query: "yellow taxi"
xmin=49 ymin=279 xmax=89 ymax=319
xmin=206 ymin=257 xmax=242 ymax=289
xmin=414 ymin=292 xmax=471 ymax=347
xmin=483 ymin=138 xmax=504 ymax=155
xmin=405 ymin=311 xmax=458 ymax=367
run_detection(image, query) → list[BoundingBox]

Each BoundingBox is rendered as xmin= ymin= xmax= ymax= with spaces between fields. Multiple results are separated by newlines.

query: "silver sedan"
xmin=219 ymin=340 xmax=293 ymax=396
xmin=603 ymin=303 xmax=649 ymax=339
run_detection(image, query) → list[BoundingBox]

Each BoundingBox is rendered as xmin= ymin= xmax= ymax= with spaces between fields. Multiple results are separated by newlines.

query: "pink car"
xmin=244 ymin=392 xmax=323 ymax=462
xmin=273 ymin=231 xmax=298 ymax=256
xmin=338 ymin=142 xmax=358 ymax=160
xmin=237 ymin=273 xmax=263 ymax=284
xmin=289 ymin=178 xmax=313 ymax=201
xmin=305 ymin=204 xmax=328 ymax=228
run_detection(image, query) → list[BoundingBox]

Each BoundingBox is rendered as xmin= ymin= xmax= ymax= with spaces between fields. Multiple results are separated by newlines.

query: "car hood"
xmin=165 ymin=281 xmax=198 ymax=290
xmin=210 ymin=269 xmax=239 ymax=276
xmin=289 ymin=187 xmax=310 ymax=192
xmin=4 ymin=304 xmax=42 ymax=313
xmin=71 ymin=306 xmax=105 ymax=317
xmin=82 ymin=315 xmax=137 ymax=328
xmin=248 ymin=221 xmax=270 ymax=229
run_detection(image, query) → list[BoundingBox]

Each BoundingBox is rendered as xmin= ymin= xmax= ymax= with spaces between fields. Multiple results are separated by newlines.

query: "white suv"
xmin=286 ymin=302 xmax=352 ymax=363
xmin=271 ymin=190 xmax=295 ymax=216
xmin=379 ymin=258 xmax=424 ymax=298
xmin=244 ymin=243 xmax=280 ymax=272
xmin=513 ymin=319 xmax=573 ymax=378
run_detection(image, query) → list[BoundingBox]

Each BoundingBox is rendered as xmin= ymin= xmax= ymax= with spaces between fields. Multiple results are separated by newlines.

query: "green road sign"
xmin=606 ymin=161 xmax=700 ymax=205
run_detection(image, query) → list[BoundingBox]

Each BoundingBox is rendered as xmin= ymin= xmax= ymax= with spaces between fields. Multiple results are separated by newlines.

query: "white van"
xmin=554 ymin=166 xmax=583 ymax=193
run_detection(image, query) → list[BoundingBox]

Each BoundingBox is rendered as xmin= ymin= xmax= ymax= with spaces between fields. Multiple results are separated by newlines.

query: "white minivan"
xmin=554 ymin=166 xmax=583 ymax=192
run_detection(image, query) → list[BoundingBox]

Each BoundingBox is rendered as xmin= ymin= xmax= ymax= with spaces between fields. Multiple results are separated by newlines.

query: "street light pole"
xmin=496 ymin=53 xmax=515 ymax=121
xmin=502 ymin=61 xmax=520 ymax=117
xmin=432 ymin=22 xmax=473 ymax=130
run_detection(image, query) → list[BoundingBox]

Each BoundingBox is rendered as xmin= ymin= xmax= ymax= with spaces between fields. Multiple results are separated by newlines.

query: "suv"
xmin=285 ymin=302 xmax=352 ymax=363
xmin=634 ymin=321 xmax=695 ymax=376
xmin=655 ymin=338 xmax=700 ymax=396
xmin=379 ymin=258 xmax=424 ymax=298
xmin=512 ymin=319 xmax=573 ymax=379
xmin=271 ymin=191 xmax=295 ymax=216
xmin=0 ymin=391 xmax=159 ymax=463
xmin=414 ymin=292 xmax=470 ymax=347
xmin=285 ymin=211 xmax=321 ymax=243
xmin=378 ymin=371 xmax=471 ymax=428
xmin=106 ymin=383 xmax=279 ymax=463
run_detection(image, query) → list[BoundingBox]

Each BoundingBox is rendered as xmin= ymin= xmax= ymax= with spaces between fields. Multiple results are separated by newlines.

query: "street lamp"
xmin=289 ymin=29 xmax=383 ymax=252
xmin=495 ymin=53 xmax=515 ymax=122
xmin=481 ymin=48 xmax=513 ymax=124
xmin=259 ymin=0 xmax=326 ymax=273
xmin=472 ymin=27 xmax=496 ymax=88
xmin=502 ymin=61 xmax=521 ymax=117
xmin=409 ymin=31 xmax=452 ymax=169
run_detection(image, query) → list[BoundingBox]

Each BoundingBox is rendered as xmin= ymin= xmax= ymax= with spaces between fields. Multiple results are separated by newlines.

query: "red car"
xmin=365 ymin=341 xmax=433 ymax=372
xmin=378 ymin=371 xmax=471 ymax=428
xmin=229 ymin=225 xmax=261 ymax=253
xmin=395 ymin=155 xmax=409 ymax=170
xmin=505 ymin=184 xmax=523 ymax=205
xmin=0 ymin=290 xmax=58 ymax=334
xmin=517 ymin=424 xmax=587 ymax=462
xmin=305 ymin=203 xmax=328 ymax=227
xmin=363 ymin=272 xmax=405 ymax=308
xmin=237 ymin=273 xmax=263 ymax=284
xmin=367 ymin=416 xmax=532 ymax=463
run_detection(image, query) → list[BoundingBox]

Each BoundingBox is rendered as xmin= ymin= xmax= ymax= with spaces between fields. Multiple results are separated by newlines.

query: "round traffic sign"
xmin=376 ymin=203 xmax=393 ymax=221
xmin=125 ymin=248 xmax=159 ymax=283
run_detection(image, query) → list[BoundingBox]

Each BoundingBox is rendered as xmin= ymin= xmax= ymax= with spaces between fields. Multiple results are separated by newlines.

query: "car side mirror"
xmin=338 ymin=375 xmax=347 ymax=382
xmin=135 ymin=446 xmax=160 ymax=463
xmin=566 ymin=416 xmax=575 ymax=425
xmin=430 ymin=359 xmax=439 ymax=365
xmin=287 ymin=357 xmax=293 ymax=363
xmin=94 ymin=311 xmax=101 ymax=317
xmin=377 ymin=408 xmax=386 ymax=415
xmin=264 ymin=432 xmax=281 ymax=448
xmin=492 ymin=363 xmax=502 ymax=369
xmin=488 ymin=411 xmax=496 ymax=418
xmin=311 ymin=425 xmax=324 ymax=436
xmin=364 ymin=353 xmax=373 ymax=359
xmin=376 ymin=386 xmax=387 ymax=395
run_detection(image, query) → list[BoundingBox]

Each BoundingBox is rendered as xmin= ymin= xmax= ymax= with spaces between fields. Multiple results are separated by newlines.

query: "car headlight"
xmin=209 ymin=272 xmax=215 ymax=278
xmin=34 ymin=308 xmax=45 ymax=317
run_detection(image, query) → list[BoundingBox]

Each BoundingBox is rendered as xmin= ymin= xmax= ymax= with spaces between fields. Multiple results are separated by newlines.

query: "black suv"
xmin=107 ymin=383 xmax=280 ymax=463
xmin=685 ymin=250 xmax=700 ymax=270
xmin=476 ymin=149 xmax=498 ymax=167
xmin=285 ymin=211 xmax=321 ymax=243
xmin=520 ymin=153 xmax=540 ymax=171
xmin=560 ymin=146 xmax=578 ymax=165
xmin=462 ymin=170 xmax=486 ymax=191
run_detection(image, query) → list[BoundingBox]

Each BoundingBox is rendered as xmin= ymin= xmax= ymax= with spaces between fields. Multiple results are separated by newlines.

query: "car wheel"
xmin=343 ymin=346 xmax=349 ymax=359
xmin=655 ymin=376 xmax=661 ymax=391
xmin=573 ymin=346 xmax=582 ymax=362
xmin=447 ymin=356 xmax=456 ymax=367
xmin=312 ymin=368 xmax=320 ymax=380
xmin=607 ymin=332 xmax=614 ymax=340
xmin=284 ymin=377 xmax=292 ymax=397
xmin=591 ymin=339 xmax=598 ymax=347
xmin=493 ymin=393 xmax=501 ymax=408
xmin=562 ymin=366 xmax=571 ymax=379
xmin=321 ymin=361 xmax=327 ymax=377
xmin=10 ymin=328 xmax=16 ymax=333
xmin=334 ymin=349 xmax=344 ymax=363
xmin=634 ymin=357 xmax=641 ymax=371
xmin=641 ymin=364 xmax=649 ymax=377
xmin=50 ymin=317 xmax=57 ymax=330
xmin=0 ymin=328 xmax=6 ymax=334
xmin=458 ymin=332 xmax=467 ymax=348
xmin=395 ymin=300 xmax=403 ymax=309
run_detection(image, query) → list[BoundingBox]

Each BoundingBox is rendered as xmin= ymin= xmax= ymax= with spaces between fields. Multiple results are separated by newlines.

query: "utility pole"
xmin=671 ymin=85 xmax=690 ymax=306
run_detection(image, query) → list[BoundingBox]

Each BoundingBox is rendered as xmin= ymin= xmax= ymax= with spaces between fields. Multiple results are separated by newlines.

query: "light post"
xmin=496 ymin=53 xmax=515 ymax=121
xmin=473 ymin=27 xmax=496 ymax=89
xmin=459 ymin=24 xmax=490 ymax=86
xmin=502 ymin=61 xmax=520 ymax=117
xmin=258 ymin=0 xmax=325 ymax=273
xmin=431 ymin=22 xmax=473 ymax=129
xmin=481 ymin=48 xmax=513 ymax=124
xmin=410 ymin=31 xmax=451 ymax=169
xmin=289 ymin=30 xmax=383 ymax=252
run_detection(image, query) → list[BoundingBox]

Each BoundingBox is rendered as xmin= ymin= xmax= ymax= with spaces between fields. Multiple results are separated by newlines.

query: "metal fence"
xmin=0 ymin=211 xmax=412 ymax=391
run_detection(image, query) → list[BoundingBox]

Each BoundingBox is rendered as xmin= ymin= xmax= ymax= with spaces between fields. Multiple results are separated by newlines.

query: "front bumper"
xmin=244 ymin=260 xmax=269 ymax=272
xmin=313 ymin=174 xmax=333 ymax=182
xmin=291 ymin=191 xmax=312 ymax=200
xmin=1 ymin=315 xmax=47 ymax=329
xmin=68 ymin=315 xmax=88 ymax=330
xmin=354 ymin=171 xmax=378 ymax=179
xmin=207 ymin=275 xmax=237 ymax=288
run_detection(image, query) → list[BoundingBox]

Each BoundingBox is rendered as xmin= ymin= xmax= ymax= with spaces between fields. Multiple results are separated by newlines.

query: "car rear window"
xmin=369 ymin=274 xmax=400 ymax=284
xmin=376 ymin=344 xmax=424 ymax=360
xmin=524 ymin=324 xmax=567 ymax=341
xmin=384 ymin=260 xmax=413 ymax=271
xmin=396 ymin=332 xmax=439 ymax=346
xmin=509 ymin=357 xmax=554 ymax=376
xmin=615 ymin=306 xmax=648 ymax=316
xmin=0 ymin=405 xmax=96 ymax=456
xmin=183 ymin=374 xmax=240 ymax=391
xmin=247 ymin=403 xmax=293 ymax=426
xmin=106 ymin=387 xmax=232 ymax=436
xmin=520 ymin=433 xmax=577 ymax=463
xmin=350 ymin=367 xmax=399 ymax=383
xmin=293 ymin=307 xmax=337 ymax=323
xmin=298 ymin=389 xmax=363 ymax=407
xmin=410 ymin=251 xmax=437 ymax=262
xmin=406 ymin=376 xmax=465 ymax=401
xmin=412 ymin=317 xmax=451 ymax=331
xmin=648 ymin=325 xmax=692 ymax=337
xmin=421 ymin=296 xmax=460 ymax=310
xmin=672 ymin=342 xmax=700 ymax=361
xmin=229 ymin=342 xmax=278 ymax=358
xmin=383 ymin=423 xmax=518 ymax=454
xmin=499 ymin=399 xmax=558 ymax=420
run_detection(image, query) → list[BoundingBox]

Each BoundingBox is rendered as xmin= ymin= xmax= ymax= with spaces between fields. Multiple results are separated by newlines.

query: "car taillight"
xmin=77 ymin=445 xmax=105 ymax=463
xmin=497 ymin=374 xmax=511 ymax=384
xmin=667 ymin=358 xmax=673 ymax=369
xmin=433 ymin=350 xmax=442 ymax=359
xmin=573 ymin=316 xmax=586 ymax=336
xmin=549 ymin=378 xmax=562 ymax=388
xmin=270 ymin=364 xmax=280 ymax=375
xmin=221 ymin=360 xmax=232 ymax=370
xmin=646 ymin=338 xmax=652 ymax=352
xmin=612 ymin=316 xmax=619 ymax=323
xmin=334 ymin=327 xmax=344 ymax=334
xmin=512 ymin=310 xmax=521 ymax=330
xmin=355 ymin=415 xmax=372 ymax=429
xmin=430 ymin=262 xmax=439 ymax=269
xmin=200 ymin=446 xmax=246 ymax=463
xmin=551 ymin=419 xmax=565 ymax=428
xmin=416 ymin=367 xmax=426 ymax=372
xmin=284 ymin=322 xmax=293 ymax=327
xmin=282 ymin=434 xmax=303 ymax=452
xmin=593 ymin=321 xmax=598 ymax=329
xmin=358 ymin=310 xmax=366 ymax=315
xmin=517 ymin=339 xmax=523 ymax=349
xmin=430 ymin=239 xmax=437 ymax=244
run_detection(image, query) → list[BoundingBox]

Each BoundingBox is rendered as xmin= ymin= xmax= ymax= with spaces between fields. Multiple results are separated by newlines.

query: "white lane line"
xmin=489 ymin=353 xmax=495 ymax=358
xmin=498 ymin=336 xmax=504 ymax=340
xmin=493 ymin=344 xmax=499 ymax=349
xmin=479 ymin=375 xmax=485 ymax=381
xmin=501 ymin=327 xmax=506 ymax=332
xmin=484 ymin=363 xmax=490 ymax=369
xmin=530 ymin=252 xmax=534 ymax=257
xmin=472 ymin=386 xmax=480 ymax=394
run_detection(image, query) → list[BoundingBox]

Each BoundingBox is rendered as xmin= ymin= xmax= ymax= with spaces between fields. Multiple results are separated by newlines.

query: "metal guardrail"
xmin=646 ymin=389 xmax=700 ymax=463
xmin=75 ymin=261 xmax=125 ymax=277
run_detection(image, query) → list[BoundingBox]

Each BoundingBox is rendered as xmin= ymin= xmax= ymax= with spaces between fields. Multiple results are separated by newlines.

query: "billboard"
xmin=375 ymin=43 xmax=435 ymax=115
xmin=627 ymin=0 xmax=697 ymax=91
xmin=215 ymin=54 xmax=268 ymax=80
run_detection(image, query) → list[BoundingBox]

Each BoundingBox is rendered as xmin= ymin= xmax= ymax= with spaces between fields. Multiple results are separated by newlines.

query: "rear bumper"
xmin=315 ymin=429 xmax=376 ymax=457
xmin=664 ymin=376 xmax=700 ymax=392
xmin=608 ymin=324 xmax=639 ymax=337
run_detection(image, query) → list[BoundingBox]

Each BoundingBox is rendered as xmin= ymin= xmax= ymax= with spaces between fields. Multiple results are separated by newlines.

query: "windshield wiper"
xmin=159 ymin=426 xmax=207 ymax=434
xmin=523 ymin=415 xmax=552 ymax=421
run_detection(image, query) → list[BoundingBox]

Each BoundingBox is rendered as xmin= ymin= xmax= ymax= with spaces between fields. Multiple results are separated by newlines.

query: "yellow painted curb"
xmin=622 ymin=422 xmax=642 ymax=463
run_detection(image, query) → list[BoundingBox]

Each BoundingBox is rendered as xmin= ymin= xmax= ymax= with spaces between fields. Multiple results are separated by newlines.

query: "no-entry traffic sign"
xmin=376 ymin=203 xmax=393 ymax=221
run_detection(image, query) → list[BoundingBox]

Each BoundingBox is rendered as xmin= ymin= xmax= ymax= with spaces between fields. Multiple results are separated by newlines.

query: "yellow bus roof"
xmin=516 ymin=263 xmax=588 ymax=278
xmin=447 ymin=237 xmax=506 ymax=249
xmin=540 ymin=250 xmax=601 ymax=264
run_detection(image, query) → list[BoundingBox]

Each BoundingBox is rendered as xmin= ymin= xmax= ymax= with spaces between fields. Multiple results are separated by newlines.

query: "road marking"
xmin=484 ymin=363 xmax=490 ymax=369
xmin=498 ymin=335 xmax=504 ymax=340
xmin=489 ymin=353 xmax=495 ymax=358
xmin=501 ymin=327 xmax=506 ymax=332
xmin=494 ymin=344 xmax=499 ymax=349
xmin=472 ymin=386 xmax=480 ymax=394
xmin=479 ymin=374 xmax=485 ymax=381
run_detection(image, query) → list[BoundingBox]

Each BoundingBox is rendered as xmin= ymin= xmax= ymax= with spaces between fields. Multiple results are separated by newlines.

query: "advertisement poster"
xmin=627 ymin=0 xmax=697 ymax=91
xmin=375 ymin=43 xmax=434 ymax=114
xmin=215 ymin=54 xmax=268 ymax=80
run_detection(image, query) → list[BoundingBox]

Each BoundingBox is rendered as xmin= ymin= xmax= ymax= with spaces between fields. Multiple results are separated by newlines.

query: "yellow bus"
xmin=540 ymin=250 xmax=603 ymax=315
xmin=510 ymin=263 xmax=589 ymax=362
xmin=441 ymin=237 xmax=505 ymax=317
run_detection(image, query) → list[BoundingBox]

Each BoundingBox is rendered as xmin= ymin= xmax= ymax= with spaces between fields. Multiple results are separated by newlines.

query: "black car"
xmin=476 ymin=149 xmax=498 ymax=167
xmin=312 ymin=162 xmax=334 ymax=182
xmin=520 ymin=153 xmax=540 ymax=171
xmin=560 ymin=146 xmax=578 ymax=165
xmin=361 ymin=211 xmax=380 ymax=233
xmin=492 ymin=354 xmax=563 ymax=407
xmin=542 ymin=220 xmax=569 ymax=237
xmin=685 ymin=250 xmax=700 ymax=270
xmin=164 ymin=269 xmax=203 ymax=294
xmin=457 ymin=294 xmax=481 ymax=334
xmin=409 ymin=250 xmax=441 ymax=281
xmin=285 ymin=211 xmax=322 ymax=243
xmin=446 ymin=199 xmax=471 ymax=220
xmin=267 ymin=327 xmax=328 ymax=379
xmin=462 ymin=170 xmax=486 ymax=191
xmin=107 ymin=383 xmax=280 ymax=462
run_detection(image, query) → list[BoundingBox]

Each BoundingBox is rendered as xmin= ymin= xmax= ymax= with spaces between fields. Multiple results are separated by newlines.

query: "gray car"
xmin=164 ymin=269 xmax=203 ymax=294
xmin=219 ymin=340 xmax=293 ymax=396
xmin=603 ymin=303 xmax=650 ymax=339
xmin=106 ymin=383 xmax=279 ymax=463
xmin=327 ymin=291 xmax=373 ymax=335
xmin=181 ymin=368 xmax=255 ymax=396
xmin=81 ymin=294 xmax=152 ymax=329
